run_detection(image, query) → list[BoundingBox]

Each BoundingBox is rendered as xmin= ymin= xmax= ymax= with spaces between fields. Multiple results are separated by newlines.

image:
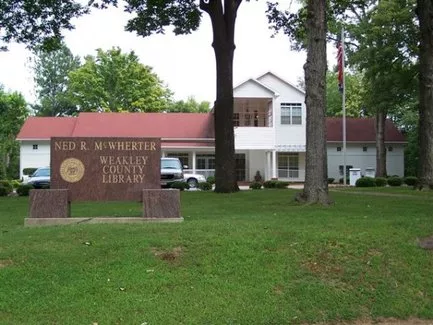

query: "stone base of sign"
xmin=142 ymin=189 xmax=181 ymax=218
xmin=25 ymin=188 xmax=183 ymax=226
xmin=29 ymin=189 xmax=70 ymax=219
xmin=24 ymin=217 xmax=183 ymax=227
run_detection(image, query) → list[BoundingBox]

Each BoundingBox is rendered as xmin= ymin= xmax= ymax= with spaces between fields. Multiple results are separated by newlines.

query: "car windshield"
xmin=32 ymin=168 xmax=50 ymax=177
xmin=161 ymin=159 xmax=182 ymax=169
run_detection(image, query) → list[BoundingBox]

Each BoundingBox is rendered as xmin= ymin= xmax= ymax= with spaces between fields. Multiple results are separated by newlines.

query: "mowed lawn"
xmin=1 ymin=188 xmax=433 ymax=325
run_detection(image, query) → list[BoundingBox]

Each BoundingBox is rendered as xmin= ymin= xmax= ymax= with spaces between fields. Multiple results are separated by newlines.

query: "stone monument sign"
xmin=51 ymin=137 xmax=161 ymax=201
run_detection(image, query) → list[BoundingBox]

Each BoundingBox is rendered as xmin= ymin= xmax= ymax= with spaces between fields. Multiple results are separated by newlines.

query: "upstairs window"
xmin=281 ymin=103 xmax=302 ymax=125
xmin=32 ymin=144 xmax=38 ymax=150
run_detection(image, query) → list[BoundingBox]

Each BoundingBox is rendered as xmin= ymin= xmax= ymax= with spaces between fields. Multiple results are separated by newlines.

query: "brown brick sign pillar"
xmin=28 ymin=189 xmax=70 ymax=219
xmin=142 ymin=189 xmax=181 ymax=219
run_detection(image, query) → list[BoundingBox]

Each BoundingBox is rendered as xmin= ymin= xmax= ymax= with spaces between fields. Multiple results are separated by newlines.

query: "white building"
xmin=16 ymin=72 xmax=406 ymax=182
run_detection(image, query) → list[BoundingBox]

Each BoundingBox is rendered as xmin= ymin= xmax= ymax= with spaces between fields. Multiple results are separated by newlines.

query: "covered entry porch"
xmin=161 ymin=148 xmax=306 ymax=183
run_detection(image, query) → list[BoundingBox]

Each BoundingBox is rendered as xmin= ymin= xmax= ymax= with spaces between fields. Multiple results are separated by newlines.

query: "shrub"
xmin=263 ymin=180 xmax=289 ymax=189
xmin=23 ymin=168 xmax=37 ymax=176
xmin=275 ymin=181 xmax=289 ymax=188
xmin=15 ymin=184 xmax=29 ymax=196
xmin=0 ymin=180 xmax=13 ymax=194
xmin=254 ymin=171 xmax=263 ymax=183
xmin=0 ymin=185 xmax=8 ymax=197
xmin=355 ymin=177 xmax=376 ymax=187
xmin=206 ymin=176 xmax=215 ymax=185
xmin=375 ymin=177 xmax=387 ymax=187
xmin=198 ymin=182 xmax=212 ymax=191
xmin=404 ymin=176 xmax=418 ymax=186
xmin=387 ymin=176 xmax=403 ymax=187
xmin=249 ymin=181 xmax=262 ymax=190
xmin=263 ymin=180 xmax=277 ymax=188
xmin=16 ymin=184 xmax=34 ymax=196
xmin=11 ymin=180 xmax=21 ymax=189
xmin=328 ymin=178 xmax=335 ymax=184
xmin=170 ymin=181 xmax=190 ymax=191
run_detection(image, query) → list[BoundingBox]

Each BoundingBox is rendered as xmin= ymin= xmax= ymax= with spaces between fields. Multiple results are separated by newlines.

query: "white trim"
xmin=256 ymin=71 xmax=306 ymax=95
xmin=233 ymin=78 xmax=279 ymax=97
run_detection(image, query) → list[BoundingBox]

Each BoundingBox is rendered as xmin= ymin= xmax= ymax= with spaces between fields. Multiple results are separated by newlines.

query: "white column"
xmin=192 ymin=151 xmax=196 ymax=173
xmin=272 ymin=150 xmax=277 ymax=179
xmin=161 ymin=151 xmax=166 ymax=157
xmin=266 ymin=151 xmax=271 ymax=180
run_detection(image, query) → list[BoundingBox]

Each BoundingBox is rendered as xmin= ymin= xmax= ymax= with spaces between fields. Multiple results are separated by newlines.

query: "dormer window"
xmin=281 ymin=103 xmax=302 ymax=125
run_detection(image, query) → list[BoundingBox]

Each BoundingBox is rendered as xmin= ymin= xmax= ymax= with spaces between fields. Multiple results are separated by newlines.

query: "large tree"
xmin=267 ymin=1 xmax=330 ymax=203
xmin=92 ymin=0 xmax=249 ymax=192
xmin=32 ymin=43 xmax=81 ymax=116
xmin=0 ymin=87 xmax=28 ymax=179
xmin=68 ymin=47 xmax=172 ymax=112
xmin=296 ymin=0 xmax=330 ymax=204
xmin=416 ymin=0 xmax=433 ymax=189
xmin=269 ymin=0 xmax=418 ymax=179
xmin=0 ymin=1 xmax=87 ymax=50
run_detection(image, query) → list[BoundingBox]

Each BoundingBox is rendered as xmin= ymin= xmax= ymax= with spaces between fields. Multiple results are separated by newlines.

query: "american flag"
xmin=337 ymin=36 xmax=344 ymax=93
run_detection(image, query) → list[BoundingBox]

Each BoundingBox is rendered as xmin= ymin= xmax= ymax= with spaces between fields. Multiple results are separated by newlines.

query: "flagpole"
xmin=342 ymin=28 xmax=347 ymax=185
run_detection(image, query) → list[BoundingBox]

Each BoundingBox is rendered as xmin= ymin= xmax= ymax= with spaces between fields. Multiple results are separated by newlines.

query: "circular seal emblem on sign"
xmin=60 ymin=158 xmax=85 ymax=183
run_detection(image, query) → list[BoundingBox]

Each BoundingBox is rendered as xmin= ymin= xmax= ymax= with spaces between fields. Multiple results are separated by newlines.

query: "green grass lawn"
xmin=1 ymin=188 xmax=433 ymax=324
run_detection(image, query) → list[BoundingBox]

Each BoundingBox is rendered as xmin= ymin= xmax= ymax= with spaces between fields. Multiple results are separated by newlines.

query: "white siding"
xmin=20 ymin=140 xmax=51 ymax=179
xmin=234 ymin=127 xmax=275 ymax=150
xmin=247 ymin=150 xmax=266 ymax=181
xmin=327 ymin=143 xmax=405 ymax=180
xmin=274 ymin=97 xmax=306 ymax=146
xmin=254 ymin=73 xmax=307 ymax=147
xmin=234 ymin=80 xmax=275 ymax=98
xmin=257 ymin=73 xmax=304 ymax=99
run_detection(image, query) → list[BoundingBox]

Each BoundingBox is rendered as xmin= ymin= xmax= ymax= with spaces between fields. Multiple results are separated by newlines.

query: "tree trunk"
xmin=417 ymin=0 xmax=433 ymax=189
xmin=296 ymin=0 xmax=331 ymax=205
xmin=375 ymin=110 xmax=387 ymax=177
xmin=201 ymin=0 xmax=240 ymax=193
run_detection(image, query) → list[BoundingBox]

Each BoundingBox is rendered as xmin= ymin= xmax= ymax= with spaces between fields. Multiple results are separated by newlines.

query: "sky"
xmin=0 ymin=1 xmax=336 ymax=105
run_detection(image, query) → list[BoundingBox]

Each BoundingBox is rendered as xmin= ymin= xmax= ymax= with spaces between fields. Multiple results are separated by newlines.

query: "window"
xmin=339 ymin=165 xmax=353 ymax=176
xmin=388 ymin=146 xmax=393 ymax=152
xmin=363 ymin=146 xmax=368 ymax=152
xmin=337 ymin=147 xmax=342 ymax=152
xmin=32 ymin=144 xmax=38 ymax=150
xmin=233 ymin=113 xmax=239 ymax=127
xmin=166 ymin=152 xmax=189 ymax=167
xmin=281 ymin=103 xmax=302 ymax=125
xmin=278 ymin=153 xmax=299 ymax=178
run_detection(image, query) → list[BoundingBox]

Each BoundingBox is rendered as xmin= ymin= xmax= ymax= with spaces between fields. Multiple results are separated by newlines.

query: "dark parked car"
xmin=27 ymin=167 xmax=50 ymax=189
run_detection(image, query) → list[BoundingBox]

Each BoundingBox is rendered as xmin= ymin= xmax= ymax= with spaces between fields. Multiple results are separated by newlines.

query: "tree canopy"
xmin=32 ymin=43 xmax=81 ymax=116
xmin=0 ymin=86 xmax=28 ymax=179
xmin=68 ymin=47 xmax=173 ymax=112
xmin=0 ymin=0 xmax=87 ymax=50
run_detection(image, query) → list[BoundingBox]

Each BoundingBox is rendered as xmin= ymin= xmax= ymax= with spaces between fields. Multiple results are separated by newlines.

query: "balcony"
xmin=233 ymin=112 xmax=269 ymax=127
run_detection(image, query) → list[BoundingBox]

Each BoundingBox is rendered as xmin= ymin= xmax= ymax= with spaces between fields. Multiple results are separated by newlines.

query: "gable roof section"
xmin=17 ymin=113 xmax=215 ymax=141
xmin=16 ymin=117 xmax=77 ymax=140
xmin=233 ymin=78 xmax=279 ymax=96
xmin=257 ymin=71 xmax=305 ymax=95
xmin=326 ymin=117 xmax=406 ymax=143
xmin=71 ymin=112 xmax=214 ymax=139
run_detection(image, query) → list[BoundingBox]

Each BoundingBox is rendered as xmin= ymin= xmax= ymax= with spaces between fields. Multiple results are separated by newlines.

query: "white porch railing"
xmin=277 ymin=169 xmax=306 ymax=181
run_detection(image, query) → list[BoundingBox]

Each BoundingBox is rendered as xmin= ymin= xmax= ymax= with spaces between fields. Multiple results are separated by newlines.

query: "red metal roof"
xmin=17 ymin=112 xmax=215 ymax=141
xmin=326 ymin=117 xmax=406 ymax=143
xmin=17 ymin=114 xmax=405 ymax=144
xmin=70 ymin=112 xmax=214 ymax=138
xmin=16 ymin=117 xmax=77 ymax=140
